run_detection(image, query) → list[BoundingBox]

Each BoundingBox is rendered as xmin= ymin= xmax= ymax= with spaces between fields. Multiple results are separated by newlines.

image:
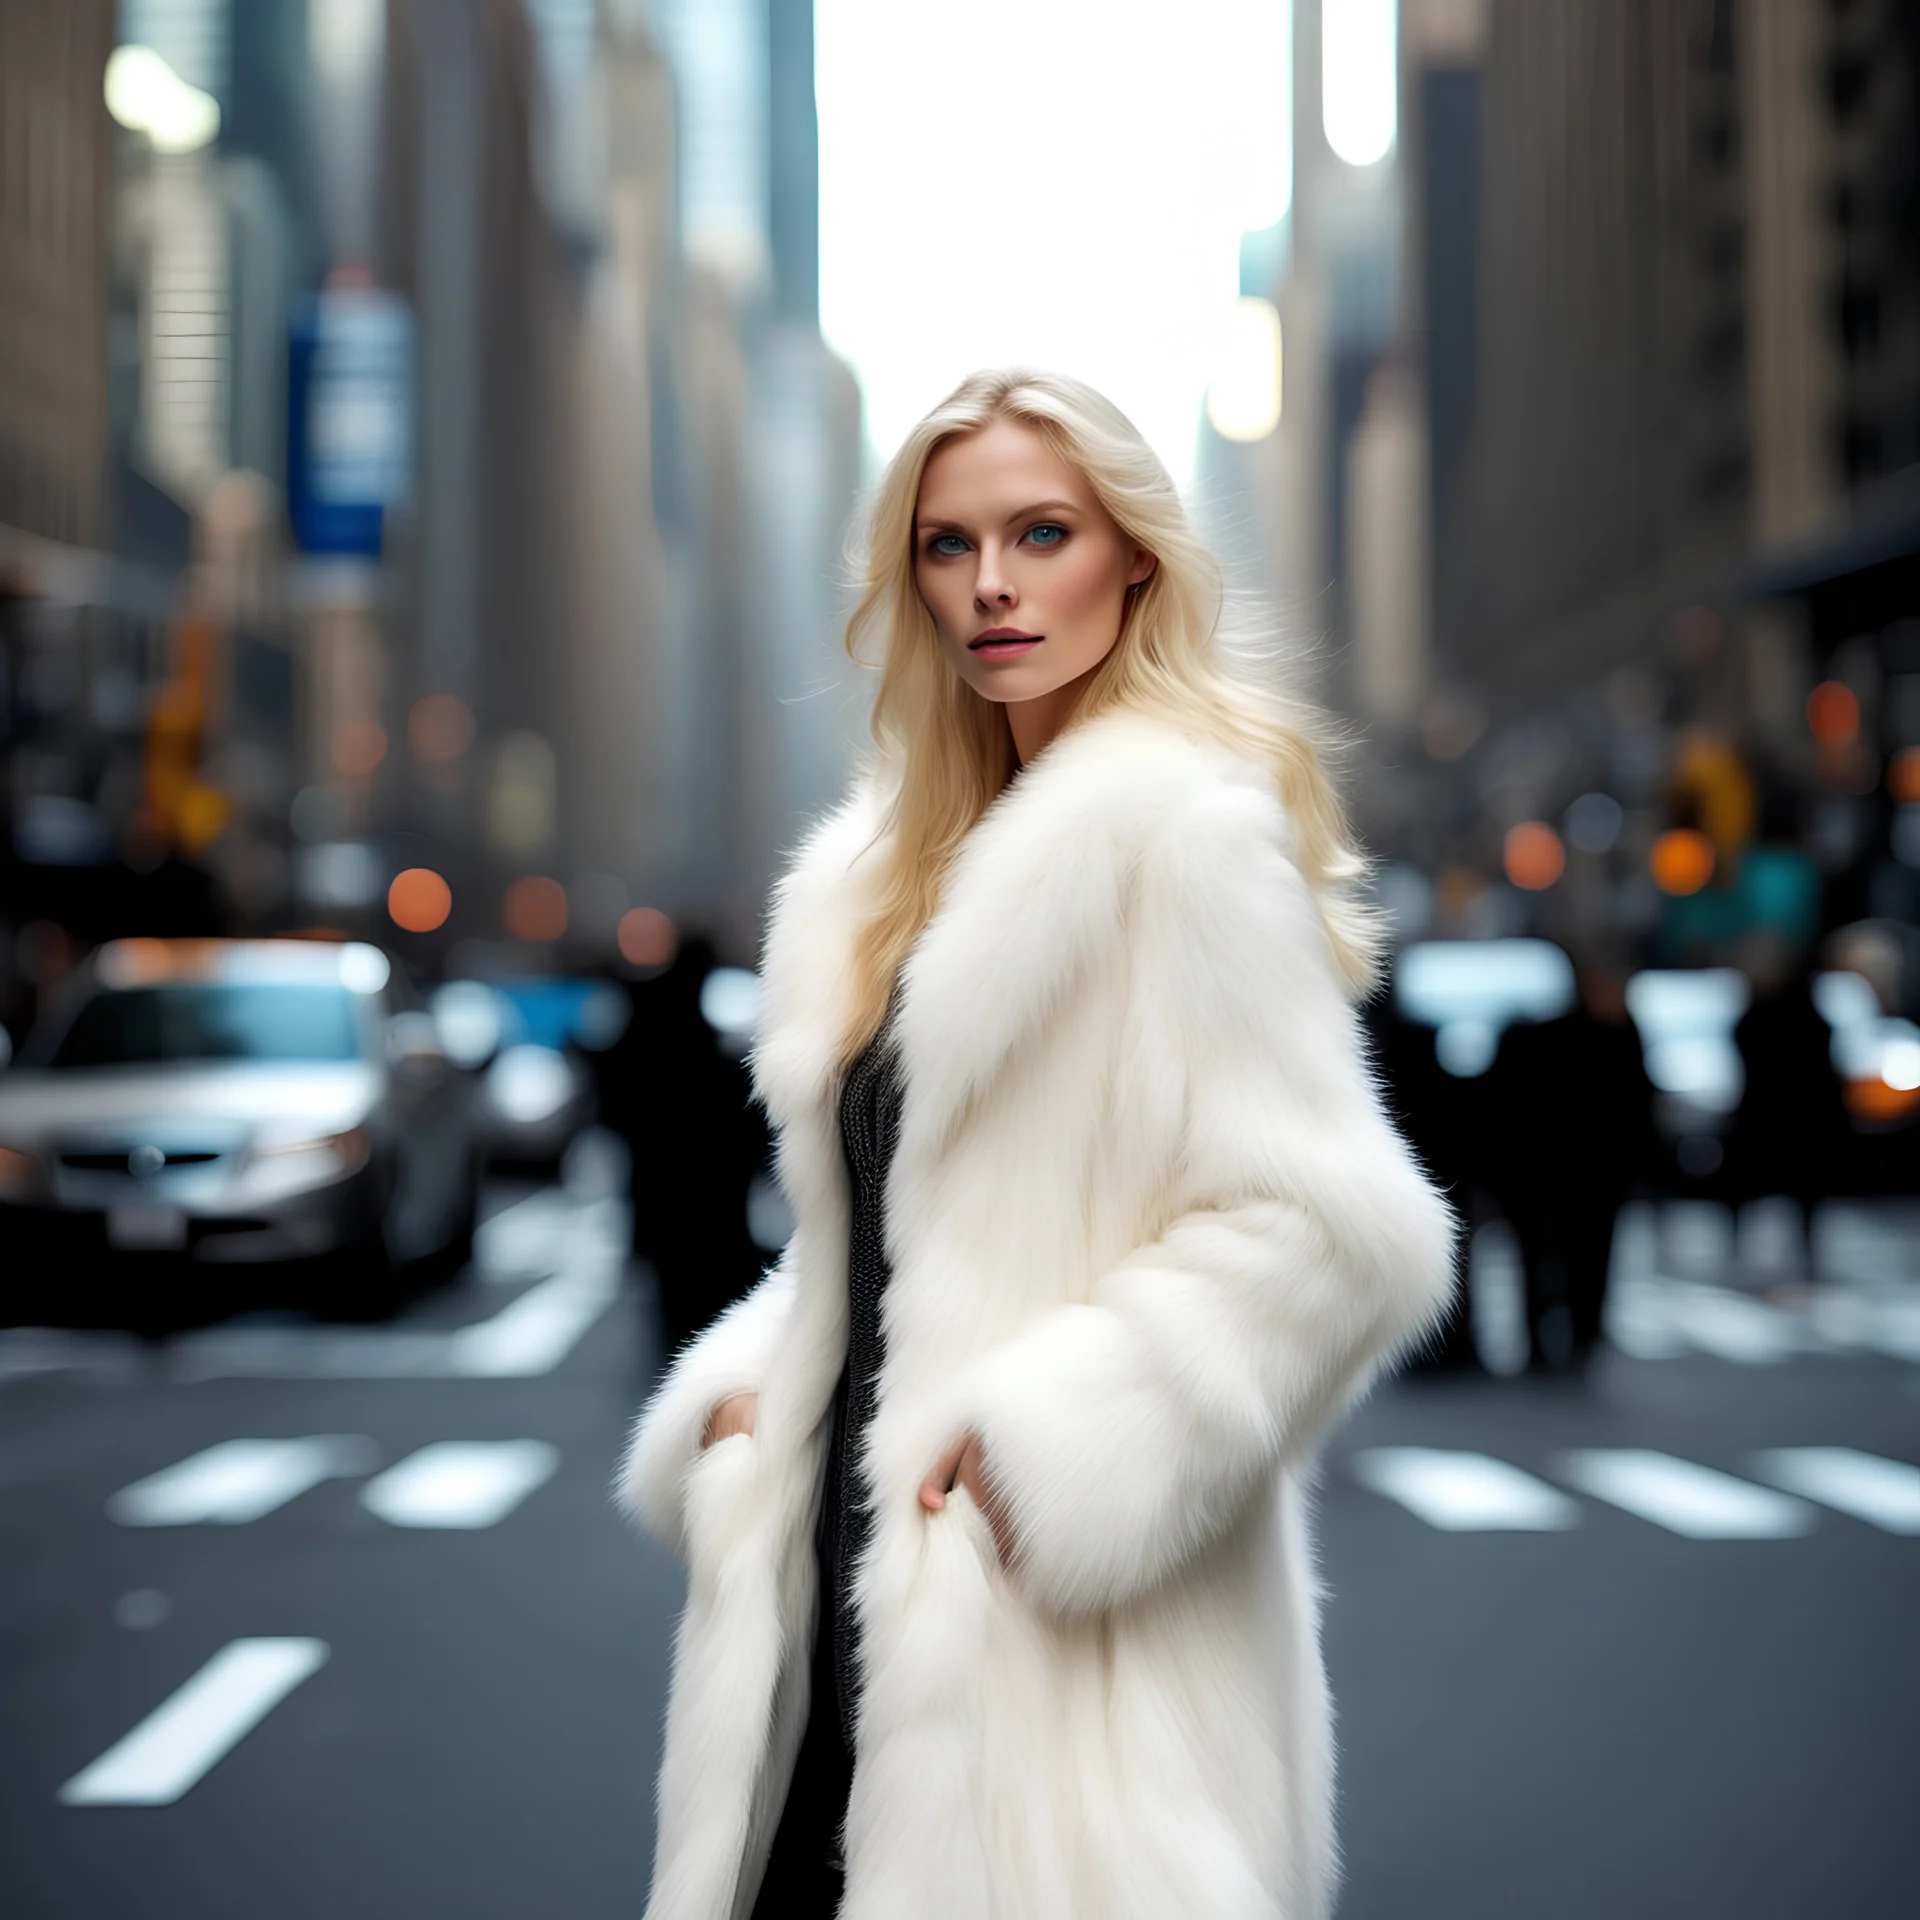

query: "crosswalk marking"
xmin=59 ymin=1639 xmax=328 ymax=1806
xmin=1556 ymin=1450 xmax=1817 ymax=1539
xmin=358 ymin=1441 xmax=559 ymax=1528
xmin=107 ymin=1438 xmax=378 ymax=1526
xmin=1656 ymin=1290 xmax=1801 ymax=1365
xmin=447 ymin=1268 xmax=620 ymax=1377
xmin=1751 ymin=1448 xmax=1920 ymax=1535
xmin=1352 ymin=1448 xmax=1582 ymax=1531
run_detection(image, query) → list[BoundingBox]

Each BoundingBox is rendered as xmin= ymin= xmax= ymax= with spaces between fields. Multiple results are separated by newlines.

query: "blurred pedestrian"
xmin=616 ymin=370 xmax=1453 ymax=1917
xmin=1726 ymin=933 xmax=1850 ymax=1281
xmin=592 ymin=919 xmax=767 ymax=1355
xmin=1487 ymin=955 xmax=1656 ymax=1374
xmin=1367 ymin=990 xmax=1480 ymax=1371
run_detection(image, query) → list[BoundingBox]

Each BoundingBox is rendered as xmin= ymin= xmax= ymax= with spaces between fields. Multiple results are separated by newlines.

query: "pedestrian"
xmin=591 ymin=920 xmax=767 ymax=1354
xmin=1726 ymin=932 xmax=1850 ymax=1282
xmin=617 ymin=368 xmax=1454 ymax=1919
xmin=1365 ymin=990 xmax=1482 ymax=1373
xmin=1486 ymin=954 xmax=1656 ymax=1373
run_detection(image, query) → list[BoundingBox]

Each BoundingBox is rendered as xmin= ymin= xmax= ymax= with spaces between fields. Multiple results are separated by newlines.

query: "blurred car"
xmin=0 ymin=938 xmax=479 ymax=1329
xmin=432 ymin=975 xmax=617 ymax=1173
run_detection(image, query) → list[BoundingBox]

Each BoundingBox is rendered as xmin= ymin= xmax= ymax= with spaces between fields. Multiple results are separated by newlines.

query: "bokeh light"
xmin=1807 ymin=680 xmax=1861 ymax=745
xmin=410 ymin=693 xmax=477 ymax=764
xmin=617 ymin=907 xmax=677 ymax=968
xmin=388 ymin=867 xmax=452 ymax=933
xmin=504 ymin=875 xmax=568 ymax=943
xmin=1205 ymin=298 xmax=1284 ymax=443
xmin=1888 ymin=745 xmax=1920 ymax=804
xmin=1564 ymin=791 xmax=1625 ymax=855
xmin=1650 ymin=828 xmax=1716 ymax=896
xmin=1503 ymin=822 xmax=1566 ymax=891
xmin=334 ymin=718 xmax=388 ymax=779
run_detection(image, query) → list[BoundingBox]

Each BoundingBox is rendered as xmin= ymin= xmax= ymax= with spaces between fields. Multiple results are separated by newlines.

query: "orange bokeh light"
xmin=388 ymin=868 xmax=452 ymax=933
xmin=1503 ymin=821 xmax=1566 ymax=891
xmin=1845 ymin=1077 xmax=1920 ymax=1125
xmin=1806 ymin=680 xmax=1860 ymax=745
xmin=1889 ymin=745 xmax=1920 ymax=805
xmin=504 ymin=875 xmax=568 ymax=943
xmin=410 ymin=692 xmax=476 ymax=763
xmin=334 ymin=717 xmax=389 ymax=779
xmin=1651 ymin=828 xmax=1715 ymax=896
xmin=617 ymin=906 xmax=677 ymax=968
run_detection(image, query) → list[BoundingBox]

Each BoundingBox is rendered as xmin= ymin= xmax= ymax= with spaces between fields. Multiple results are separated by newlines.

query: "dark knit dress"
xmin=751 ymin=980 xmax=905 ymax=1916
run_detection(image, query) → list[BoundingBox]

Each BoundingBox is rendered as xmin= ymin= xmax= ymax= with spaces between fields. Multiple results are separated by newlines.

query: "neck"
xmin=1005 ymin=663 xmax=1100 ymax=767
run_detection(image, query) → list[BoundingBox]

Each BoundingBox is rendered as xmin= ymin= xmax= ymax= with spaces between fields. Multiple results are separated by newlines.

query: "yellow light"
xmin=105 ymin=45 xmax=221 ymax=154
xmin=1205 ymin=298 xmax=1283 ymax=444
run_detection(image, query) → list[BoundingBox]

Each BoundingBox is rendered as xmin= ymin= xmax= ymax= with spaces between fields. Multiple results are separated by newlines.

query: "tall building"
xmin=1382 ymin=0 xmax=1920 ymax=939
xmin=371 ymin=0 xmax=861 ymax=961
xmin=1416 ymin=0 xmax=1918 ymax=707
xmin=0 ymin=3 xmax=117 ymax=555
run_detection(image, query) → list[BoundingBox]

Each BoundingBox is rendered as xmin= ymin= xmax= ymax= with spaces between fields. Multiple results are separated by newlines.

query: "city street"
xmin=4 ymin=1185 xmax=1917 ymax=1920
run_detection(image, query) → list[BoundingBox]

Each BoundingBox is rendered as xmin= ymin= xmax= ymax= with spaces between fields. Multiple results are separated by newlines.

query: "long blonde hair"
xmin=835 ymin=367 xmax=1378 ymax=1065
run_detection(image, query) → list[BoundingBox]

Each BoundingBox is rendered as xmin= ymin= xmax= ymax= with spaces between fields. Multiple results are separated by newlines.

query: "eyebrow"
xmin=914 ymin=498 xmax=1084 ymax=533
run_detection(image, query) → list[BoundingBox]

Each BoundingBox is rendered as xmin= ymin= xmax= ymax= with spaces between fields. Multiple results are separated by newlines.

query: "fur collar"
xmin=749 ymin=708 xmax=1267 ymax=1174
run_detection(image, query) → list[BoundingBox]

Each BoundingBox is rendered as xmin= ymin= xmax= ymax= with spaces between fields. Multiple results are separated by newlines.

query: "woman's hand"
xmin=919 ymin=1430 xmax=1015 ymax=1569
xmin=701 ymin=1391 xmax=757 ymax=1450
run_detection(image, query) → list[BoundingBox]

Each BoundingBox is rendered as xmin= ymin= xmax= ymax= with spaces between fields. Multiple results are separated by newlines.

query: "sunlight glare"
xmin=817 ymin=0 xmax=1293 ymax=484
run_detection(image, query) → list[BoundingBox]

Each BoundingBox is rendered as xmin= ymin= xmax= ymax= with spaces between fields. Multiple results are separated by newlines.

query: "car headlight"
xmin=0 ymin=1144 xmax=41 ymax=1198
xmin=253 ymin=1126 xmax=373 ymax=1177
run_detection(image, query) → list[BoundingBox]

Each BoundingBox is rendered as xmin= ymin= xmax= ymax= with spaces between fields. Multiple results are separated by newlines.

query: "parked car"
xmin=0 ymin=938 xmax=479 ymax=1330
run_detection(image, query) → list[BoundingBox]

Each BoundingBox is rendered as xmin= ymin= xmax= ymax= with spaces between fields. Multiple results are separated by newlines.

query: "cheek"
xmin=915 ymin=564 xmax=960 ymax=637
xmin=1045 ymin=546 xmax=1125 ymax=629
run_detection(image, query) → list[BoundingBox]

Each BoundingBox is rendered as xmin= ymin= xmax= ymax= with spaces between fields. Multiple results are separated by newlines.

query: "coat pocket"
xmin=681 ymin=1431 xmax=759 ymax=1580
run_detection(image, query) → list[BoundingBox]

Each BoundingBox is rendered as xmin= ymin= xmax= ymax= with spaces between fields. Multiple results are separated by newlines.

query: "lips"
xmin=970 ymin=630 xmax=1041 ymax=650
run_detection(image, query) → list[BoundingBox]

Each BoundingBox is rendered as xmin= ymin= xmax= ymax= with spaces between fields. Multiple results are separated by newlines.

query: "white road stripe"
xmin=472 ymin=1190 xmax=566 ymax=1284
xmin=1752 ymin=1448 xmax=1920 ymax=1535
xmin=446 ymin=1268 xmax=619 ymax=1377
xmin=358 ymin=1440 xmax=559 ymax=1528
xmin=1557 ymin=1450 xmax=1817 ymax=1539
xmin=1659 ymin=1289 xmax=1802 ymax=1365
xmin=107 ymin=1438 xmax=378 ymax=1526
xmin=1352 ymin=1448 xmax=1582 ymax=1531
xmin=59 ymin=1638 xmax=328 ymax=1806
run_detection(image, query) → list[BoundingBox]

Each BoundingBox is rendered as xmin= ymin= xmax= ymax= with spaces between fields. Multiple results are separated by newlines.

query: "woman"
xmin=619 ymin=369 xmax=1454 ymax=1920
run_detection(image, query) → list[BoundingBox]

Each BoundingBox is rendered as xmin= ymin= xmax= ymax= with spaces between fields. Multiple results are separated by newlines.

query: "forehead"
xmin=915 ymin=417 xmax=1094 ymax=519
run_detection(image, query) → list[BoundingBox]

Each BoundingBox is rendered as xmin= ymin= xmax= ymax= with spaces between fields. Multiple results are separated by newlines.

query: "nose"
xmin=973 ymin=543 xmax=1016 ymax=611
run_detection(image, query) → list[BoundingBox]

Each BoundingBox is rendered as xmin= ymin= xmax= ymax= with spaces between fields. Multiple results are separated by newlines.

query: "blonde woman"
xmin=619 ymin=369 xmax=1454 ymax=1920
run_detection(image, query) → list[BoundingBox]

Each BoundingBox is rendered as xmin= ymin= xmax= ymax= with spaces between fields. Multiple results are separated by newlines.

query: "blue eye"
xmin=1026 ymin=523 xmax=1067 ymax=548
xmin=926 ymin=533 xmax=968 ymax=557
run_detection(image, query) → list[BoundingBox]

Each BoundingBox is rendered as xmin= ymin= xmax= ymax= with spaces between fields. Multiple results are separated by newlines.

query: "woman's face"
xmin=913 ymin=418 xmax=1156 ymax=722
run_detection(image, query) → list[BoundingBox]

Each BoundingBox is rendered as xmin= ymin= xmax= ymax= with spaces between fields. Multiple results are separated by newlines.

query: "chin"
xmin=963 ymin=665 xmax=1072 ymax=705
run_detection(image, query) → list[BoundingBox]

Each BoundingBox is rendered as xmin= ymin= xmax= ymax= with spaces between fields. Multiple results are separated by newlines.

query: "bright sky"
xmin=815 ymin=0 xmax=1292 ymax=486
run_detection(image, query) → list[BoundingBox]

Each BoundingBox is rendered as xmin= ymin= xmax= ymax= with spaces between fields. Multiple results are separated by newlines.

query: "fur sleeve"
xmin=614 ymin=1261 xmax=796 ymax=1557
xmin=956 ymin=776 xmax=1456 ymax=1618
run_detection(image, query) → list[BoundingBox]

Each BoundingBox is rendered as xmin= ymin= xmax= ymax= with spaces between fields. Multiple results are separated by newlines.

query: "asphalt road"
xmin=3 ymin=1185 xmax=1916 ymax=1919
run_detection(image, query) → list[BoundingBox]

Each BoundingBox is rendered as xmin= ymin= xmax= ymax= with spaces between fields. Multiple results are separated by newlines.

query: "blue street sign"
xmin=287 ymin=287 xmax=413 ymax=557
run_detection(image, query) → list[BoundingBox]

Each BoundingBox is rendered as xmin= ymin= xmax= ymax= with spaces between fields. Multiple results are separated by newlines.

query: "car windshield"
xmin=38 ymin=984 xmax=365 ymax=1069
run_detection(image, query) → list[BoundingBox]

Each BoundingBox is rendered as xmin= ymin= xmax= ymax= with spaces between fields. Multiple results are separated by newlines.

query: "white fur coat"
xmin=619 ymin=708 xmax=1455 ymax=1920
